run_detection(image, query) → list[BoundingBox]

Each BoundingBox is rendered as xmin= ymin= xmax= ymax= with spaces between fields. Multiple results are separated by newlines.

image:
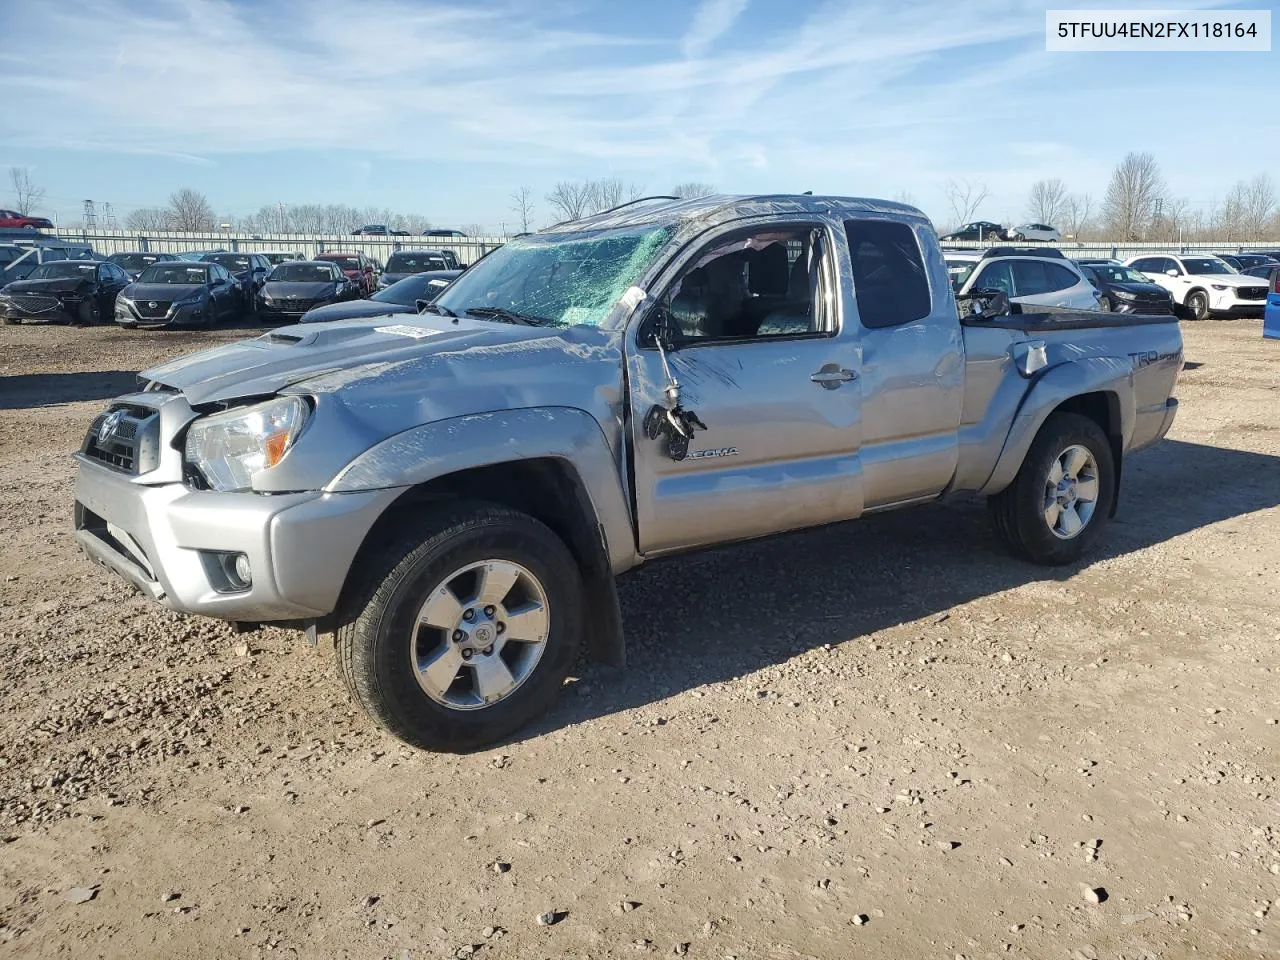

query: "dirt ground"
xmin=0 ymin=318 xmax=1277 ymax=960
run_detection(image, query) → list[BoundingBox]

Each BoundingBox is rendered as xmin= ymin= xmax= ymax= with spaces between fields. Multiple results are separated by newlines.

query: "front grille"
xmin=266 ymin=298 xmax=318 ymax=313
xmin=134 ymin=300 xmax=171 ymax=319
xmin=7 ymin=293 xmax=60 ymax=314
xmin=82 ymin=404 xmax=160 ymax=475
xmin=1236 ymin=286 xmax=1267 ymax=301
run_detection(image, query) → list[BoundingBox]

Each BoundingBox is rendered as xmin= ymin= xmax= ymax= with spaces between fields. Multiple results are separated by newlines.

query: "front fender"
xmin=979 ymin=356 xmax=1134 ymax=495
xmin=327 ymin=406 xmax=636 ymax=574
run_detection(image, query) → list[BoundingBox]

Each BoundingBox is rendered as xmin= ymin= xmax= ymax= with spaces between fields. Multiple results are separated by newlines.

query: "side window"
xmin=1165 ymin=258 xmax=1183 ymax=275
xmin=844 ymin=219 xmax=931 ymax=328
xmin=971 ymin=260 xmax=1014 ymax=296
xmin=1042 ymin=262 xmax=1080 ymax=293
xmin=1011 ymin=260 xmax=1050 ymax=297
xmin=661 ymin=226 xmax=826 ymax=342
xmin=45 ymin=249 xmax=66 ymax=262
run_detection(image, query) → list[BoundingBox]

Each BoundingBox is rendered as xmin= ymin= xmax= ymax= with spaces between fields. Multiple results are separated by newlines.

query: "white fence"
xmin=12 ymin=228 xmax=1280 ymax=266
xmin=939 ymin=240 xmax=1280 ymax=258
xmin=26 ymin=229 xmax=507 ymax=265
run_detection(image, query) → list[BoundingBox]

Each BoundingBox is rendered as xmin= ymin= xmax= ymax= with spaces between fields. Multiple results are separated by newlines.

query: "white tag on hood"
xmin=374 ymin=324 xmax=443 ymax=340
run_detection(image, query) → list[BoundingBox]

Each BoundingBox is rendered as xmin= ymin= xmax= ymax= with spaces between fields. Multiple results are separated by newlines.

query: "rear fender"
xmin=979 ymin=356 xmax=1134 ymax=496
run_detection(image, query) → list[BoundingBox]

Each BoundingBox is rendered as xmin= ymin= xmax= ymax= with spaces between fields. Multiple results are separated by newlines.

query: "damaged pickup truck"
xmin=73 ymin=195 xmax=1182 ymax=751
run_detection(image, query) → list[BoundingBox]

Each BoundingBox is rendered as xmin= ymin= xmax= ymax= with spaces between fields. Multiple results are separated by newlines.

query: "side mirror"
xmin=957 ymin=288 xmax=1012 ymax=319
xmin=1166 ymin=269 xmax=1179 ymax=277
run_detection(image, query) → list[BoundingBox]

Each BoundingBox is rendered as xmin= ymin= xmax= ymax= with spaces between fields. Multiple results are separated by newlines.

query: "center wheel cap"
xmin=472 ymin=623 xmax=494 ymax=646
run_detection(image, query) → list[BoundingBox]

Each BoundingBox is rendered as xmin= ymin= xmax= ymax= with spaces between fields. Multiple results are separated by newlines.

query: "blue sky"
xmin=1 ymin=0 xmax=1276 ymax=232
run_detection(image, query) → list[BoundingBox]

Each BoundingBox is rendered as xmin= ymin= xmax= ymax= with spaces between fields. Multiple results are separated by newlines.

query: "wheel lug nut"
xmin=483 ymin=605 xmax=496 ymax=618
xmin=461 ymin=648 xmax=473 ymax=660
xmin=496 ymin=622 xmax=505 ymax=634
xmin=483 ymin=645 xmax=494 ymax=656
xmin=462 ymin=609 xmax=475 ymax=622
xmin=452 ymin=629 xmax=465 ymax=643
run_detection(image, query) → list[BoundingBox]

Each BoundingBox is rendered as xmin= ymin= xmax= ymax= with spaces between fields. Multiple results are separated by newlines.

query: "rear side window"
xmin=843 ymin=219 xmax=931 ymax=328
xmin=1013 ymin=260 xmax=1078 ymax=295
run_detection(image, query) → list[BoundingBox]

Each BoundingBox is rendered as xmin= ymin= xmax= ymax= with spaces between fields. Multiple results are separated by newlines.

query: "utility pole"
xmin=103 ymin=202 xmax=117 ymax=230
xmin=82 ymin=200 xmax=97 ymax=230
xmin=277 ymin=201 xmax=286 ymax=233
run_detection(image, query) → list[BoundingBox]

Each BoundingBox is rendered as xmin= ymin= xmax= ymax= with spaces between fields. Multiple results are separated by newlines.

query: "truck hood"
xmin=140 ymin=315 xmax=619 ymax=408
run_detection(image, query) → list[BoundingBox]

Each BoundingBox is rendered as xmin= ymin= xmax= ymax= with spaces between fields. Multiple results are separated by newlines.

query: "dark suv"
xmin=1077 ymin=262 xmax=1174 ymax=315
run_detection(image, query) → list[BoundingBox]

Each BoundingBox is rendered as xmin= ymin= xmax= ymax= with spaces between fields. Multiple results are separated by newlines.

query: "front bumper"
xmin=115 ymin=300 xmax=205 ymax=328
xmin=0 ymin=295 xmax=76 ymax=323
xmin=258 ymin=299 xmax=334 ymax=322
xmin=74 ymin=455 xmax=405 ymax=622
xmin=1208 ymin=290 xmax=1265 ymax=316
xmin=1113 ymin=299 xmax=1174 ymax=316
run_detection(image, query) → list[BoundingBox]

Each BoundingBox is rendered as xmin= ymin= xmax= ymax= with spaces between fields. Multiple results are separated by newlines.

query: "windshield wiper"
xmin=464 ymin=306 xmax=553 ymax=326
xmin=418 ymin=301 xmax=457 ymax=317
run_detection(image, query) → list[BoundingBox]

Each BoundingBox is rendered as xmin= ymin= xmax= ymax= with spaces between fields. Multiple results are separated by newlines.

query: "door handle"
xmin=811 ymin=368 xmax=858 ymax=386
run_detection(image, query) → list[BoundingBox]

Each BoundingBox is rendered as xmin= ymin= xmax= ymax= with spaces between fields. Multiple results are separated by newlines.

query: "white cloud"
xmin=681 ymin=0 xmax=750 ymax=58
xmin=2 ymin=0 xmax=1272 ymax=225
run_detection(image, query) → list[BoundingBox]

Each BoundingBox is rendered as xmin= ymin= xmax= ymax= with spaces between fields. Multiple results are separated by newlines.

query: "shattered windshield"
xmin=433 ymin=224 xmax=673 ymax=327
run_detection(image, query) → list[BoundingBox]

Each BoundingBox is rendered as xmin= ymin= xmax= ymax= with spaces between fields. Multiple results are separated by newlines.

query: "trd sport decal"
xmin=687 ymin=447 xmax=739 ymax=459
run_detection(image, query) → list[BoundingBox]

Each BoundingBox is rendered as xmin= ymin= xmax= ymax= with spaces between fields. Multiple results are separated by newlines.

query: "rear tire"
xmin=335 ymin=501 xmax=584 ymax=752
xmin=989 ymin=412 xmax=1115 ymax=566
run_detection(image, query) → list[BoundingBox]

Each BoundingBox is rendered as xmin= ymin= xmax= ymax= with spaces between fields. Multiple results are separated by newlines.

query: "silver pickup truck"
xmin=73 ymin=196 xmax=1182 ymax=751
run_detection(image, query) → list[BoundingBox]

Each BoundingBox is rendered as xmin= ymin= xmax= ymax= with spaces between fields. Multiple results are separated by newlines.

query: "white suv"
xmin=1007 ymin=223 xmax=1062 ymax=243
xmin=1125 ymin=254 xmax=1268 ymax=320
xmin=946 ymin=248 xmax=1100 ymax=312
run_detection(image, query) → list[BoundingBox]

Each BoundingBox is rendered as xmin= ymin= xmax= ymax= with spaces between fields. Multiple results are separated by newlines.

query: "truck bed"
xmin=962 ymin=310 xmax=1177 ymax=333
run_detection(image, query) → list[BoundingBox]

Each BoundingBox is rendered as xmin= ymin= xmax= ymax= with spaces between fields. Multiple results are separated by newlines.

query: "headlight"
xmin=1114 ymin=289 xmax=1136 ymax=301
xmin=185 ymin=396 xmax=309 ymax=492
xmin=174 ymin=293 xmax=204 ymax=307
xmin=1210 ymin=284 xmax=1228 ymax=291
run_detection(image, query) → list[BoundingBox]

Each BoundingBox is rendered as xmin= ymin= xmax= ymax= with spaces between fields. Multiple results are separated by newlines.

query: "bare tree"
xmin=892 ymin=190 xmax=916 ymax=207
xmin=1241 ymin=174 xmax=1276 ymax=240
xmin=945 ymin=179 xmax=990 ymax=228
xmin=8 ymin=167 xmax=45 ymax=216
xmin=1101 ymin=152 xmax=1165 ymax=240
xmin=592 ymin=177 xmax=643 ymax=211
xmin=545 ymin=181 xmax=597 ymax=222
xmin=125 ymin=206 xmax=170 ymax=231
xmin=1062 ymin=193 xmax=1092 ymax=239
xmin=1026 ymin=178 xmax=1068 ymax=226
xmin=166 ymin=188 xmax=215 ymax=231
xmin=671 ymin=181 xmax=716 ymax=199
xmin=510 ymin=186 xmax=534 ymax=232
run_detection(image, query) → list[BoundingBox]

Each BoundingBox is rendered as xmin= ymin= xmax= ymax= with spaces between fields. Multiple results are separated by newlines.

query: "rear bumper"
xmin=73 ymin=456 xmax=405 ymax=622
xmin=1131 ymin=397 xmax=1178 ymax=453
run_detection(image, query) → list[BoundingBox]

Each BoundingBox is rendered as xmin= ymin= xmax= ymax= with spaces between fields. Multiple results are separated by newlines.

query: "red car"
xmin=316 ymin=251 xmax=378 ymax=296
xmin=0 ymin=209 xmax=54 ymax=229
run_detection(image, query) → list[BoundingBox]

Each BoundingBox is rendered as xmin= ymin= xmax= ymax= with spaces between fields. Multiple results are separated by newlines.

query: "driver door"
xmin=626 ymin=221 xmax=864 ymax=556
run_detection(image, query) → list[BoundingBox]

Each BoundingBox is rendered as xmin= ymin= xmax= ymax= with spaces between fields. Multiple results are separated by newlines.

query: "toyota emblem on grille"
xmin=148 ymin=301 xmax=157 ymax=309
xmin=98 ymin=411 xmax=123 ymax=444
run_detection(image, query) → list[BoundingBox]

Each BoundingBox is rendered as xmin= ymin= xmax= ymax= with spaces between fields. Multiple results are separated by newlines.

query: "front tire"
xmin=989 ymin=412 xmax=1115 ymax=565
xmin=1185 ymin=290 xmax=1209 ymax=321
xmin=1097 ymin=295 xmax=1112 ymax=312
xmin=77 ymin=298 xmax=102 ymax=326
xmin=336 ymin=502 xmax=584 ymax=752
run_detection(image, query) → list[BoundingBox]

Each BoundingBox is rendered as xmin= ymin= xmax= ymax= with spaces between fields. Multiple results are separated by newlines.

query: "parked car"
xmin=260 ymin=251 xmax=306 ymax=267
xmin=107 ymin=251 xmax=180 ymax=280
xmin=0 ymin=259 xmax=130 ymax=325
xmin=353 ymin=224 xmax=389 ymax=236
xmin=1007 ymin=223 xmax=1062 ymax=243
xmin=940 ymin=221 xmax=1007 ymax=242
xmin=115 ymin=261 xmax=242 ymax=329
xmin=1214 ymin=252 xmax=1276 ymax=271
xmin=1072 ymin=257 xmax=1123 ymax=267
xmin=258 ymin=261 xmax=358 ymax=323
xmin=379 ymin=250 xmax=453 ymax=288
xmin=1259 ymin=264 xmax=1280 ymax=339
xmin=946 ymin=247 xmax=1101 ymax=312
xmin=72 ymin=194 xmax=1182 ymax=751
xmin=316 ymin=250 xmax=378 ymax=296
xmin=1125 ymin=253 xmax=1268 ymax=319
xmin=0 ymin=209 xmax=54 ymax=229
xmin=300 ymin=270 xmax=461 ymax=323
xmin=423 ymin=228 xmax=467 ymax=238
xmin=391 ymin=230 xmax=411 ymax=236
xmin=1077 ymin=263 xmax=1174 ymax=314
xmin=199 ymin=252 xmax=272 ymax=311
xmin=0 ymin=243 xmax=71 ymax=283
xmin=176 ymin=249 xmax=227 ymax=261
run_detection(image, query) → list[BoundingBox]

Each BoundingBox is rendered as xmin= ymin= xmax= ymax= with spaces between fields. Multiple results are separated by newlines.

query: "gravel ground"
xmin=0 ymin=318 xmax=1278 ymax=959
